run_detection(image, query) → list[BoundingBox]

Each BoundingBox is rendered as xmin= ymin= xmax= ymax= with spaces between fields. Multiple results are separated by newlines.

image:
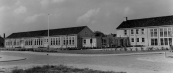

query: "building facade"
xmin=116 ymin=15 xmax=173 ymax=48
xmin=5 ymin=26 xmax=95 ymax=49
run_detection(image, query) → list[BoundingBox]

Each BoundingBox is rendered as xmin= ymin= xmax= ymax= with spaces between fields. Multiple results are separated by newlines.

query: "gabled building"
xmin=116 ymin=15 xmax=173 ymax=48
xmin=5 ymin=26 xmax=95 ymax=49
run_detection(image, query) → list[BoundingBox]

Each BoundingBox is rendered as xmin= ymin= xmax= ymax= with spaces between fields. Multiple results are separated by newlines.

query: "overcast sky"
xmin=0 ymin=0 xmax=173 ymax=37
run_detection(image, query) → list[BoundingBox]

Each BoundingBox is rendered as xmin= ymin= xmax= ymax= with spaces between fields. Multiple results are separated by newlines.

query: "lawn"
xmin=12 ymin=65 xmax=126 ymax=73
xmin=52 ymin=49 xmax=166 ymax=54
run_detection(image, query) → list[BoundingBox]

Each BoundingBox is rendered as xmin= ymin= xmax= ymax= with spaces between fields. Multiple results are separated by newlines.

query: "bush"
xmin=141 ymin=47 xmax=144 ymax=51
xmin=12 ymin=65 xmax=126 ymax=73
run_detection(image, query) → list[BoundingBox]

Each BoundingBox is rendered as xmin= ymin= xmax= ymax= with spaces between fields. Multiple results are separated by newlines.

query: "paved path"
xmin=0 ymin=51 xmax=173 ymax=73
xmin=0 ymin=55 xmax=26 ymax=62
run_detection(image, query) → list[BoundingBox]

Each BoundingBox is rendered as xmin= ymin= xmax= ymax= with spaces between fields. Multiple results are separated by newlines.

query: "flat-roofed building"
xmin=5 ymin=26 xmax=95 ymax=49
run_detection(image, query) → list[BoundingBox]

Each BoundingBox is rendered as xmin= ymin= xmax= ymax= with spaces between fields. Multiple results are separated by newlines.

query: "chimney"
xmin=124 ymin=17 xmax=128 ymax=21
xmin=3 ymin=33 xmax=5 ymax=39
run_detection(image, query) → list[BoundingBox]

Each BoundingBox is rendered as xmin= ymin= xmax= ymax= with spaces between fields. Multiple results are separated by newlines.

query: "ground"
xmin=0 ymin=51 xmax=173 ymax=73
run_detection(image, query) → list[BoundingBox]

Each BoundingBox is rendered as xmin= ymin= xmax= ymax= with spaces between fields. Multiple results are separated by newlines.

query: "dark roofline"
xmin=6 ymin=26 xmax=87 ymax=39
xmin=12 ymin=26 xmax=87 ymax=34
xmin=116 ymin=15 xmax=173 ymax=29
xmin=126 ymin=15 xmax=173 ymax=21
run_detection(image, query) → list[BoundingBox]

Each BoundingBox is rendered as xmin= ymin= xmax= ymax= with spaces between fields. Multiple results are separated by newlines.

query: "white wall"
xmin=116 ymin=28 xmax=149 ymax=46
xmin=116 ymin=26 xmax=173 ymax=47
xmin=5 ymin=35 xmax=78 ymax=49
xmin=82 ymin=38 xmax=97 ymax=47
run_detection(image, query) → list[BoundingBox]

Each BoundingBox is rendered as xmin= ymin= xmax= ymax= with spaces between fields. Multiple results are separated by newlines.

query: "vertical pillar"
xmin=158 ymin=28 xmax=160 ymax=46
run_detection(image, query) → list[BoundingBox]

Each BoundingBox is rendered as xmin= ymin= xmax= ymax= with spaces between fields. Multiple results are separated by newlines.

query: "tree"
xmin=94 ymin=31 xmax=105 ymax=37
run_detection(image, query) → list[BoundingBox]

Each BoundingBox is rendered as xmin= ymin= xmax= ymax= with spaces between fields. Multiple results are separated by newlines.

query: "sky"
xmin=0 ymin=0 xmax=173 ymax=37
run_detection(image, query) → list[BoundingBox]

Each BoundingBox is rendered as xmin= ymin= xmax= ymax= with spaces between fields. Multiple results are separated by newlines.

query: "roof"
xmin=7 ymin=26 xmax=87 ymax=38
xmin=116 ymin=15 xmax=173 ymax=29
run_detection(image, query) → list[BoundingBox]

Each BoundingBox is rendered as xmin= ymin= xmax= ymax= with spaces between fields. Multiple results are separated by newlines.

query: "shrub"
xmin=11 ymin=65 xmax=126 ymax=73
xmin=141 ymin=47 xmax=144 ymax=51
xmin=135 ymin=47 xmax=138 ymax=51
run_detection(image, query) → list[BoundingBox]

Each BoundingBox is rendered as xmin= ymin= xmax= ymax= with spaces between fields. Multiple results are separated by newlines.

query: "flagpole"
xmin=48 ymin=14 xmax=50 ymax=52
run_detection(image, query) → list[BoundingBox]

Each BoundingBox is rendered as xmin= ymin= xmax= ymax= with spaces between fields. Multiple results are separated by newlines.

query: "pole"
xmin=48 ymin=14 xmax=50 ymax=52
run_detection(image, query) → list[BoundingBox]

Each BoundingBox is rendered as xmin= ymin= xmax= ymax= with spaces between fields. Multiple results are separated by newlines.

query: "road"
xmin=0 ymin=51 xmax=173 ymax=73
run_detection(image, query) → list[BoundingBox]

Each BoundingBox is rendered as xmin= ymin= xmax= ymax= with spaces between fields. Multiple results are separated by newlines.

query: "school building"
xmin=5 ymin=26 xmax=96 ymax=49
xmin=116 ymin=15 xmax=173 ymax=48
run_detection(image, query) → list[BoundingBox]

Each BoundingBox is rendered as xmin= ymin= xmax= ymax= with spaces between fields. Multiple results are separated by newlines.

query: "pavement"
xmin=0 ymin=55 xmax=26 ymax=62
xmin=0 ymin=51 xmax=172 ymax=73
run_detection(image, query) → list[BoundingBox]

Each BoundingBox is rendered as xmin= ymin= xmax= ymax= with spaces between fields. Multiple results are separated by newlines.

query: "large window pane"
xmin=154 ymin=29 xmax=157 ymax=37
xmin=141 ymin=29 xmax=144 ymax=34
xmin=160 ymin=28 xmax=163 ymax=37
xmin=136 ymin=29 xmax=139 ymax=34
xmin=168 ymin=28 xmax=172 ymax=37
xmin=131 ymin=30 xmax=133 ymax=34
xmin=124 ymin=30 xmax=127 ymax=35
xmin=155 ymin=39 xmax=158 ymax=45
xmin=151 ymin=38 xmax=158 ymax=45
xmin=164 ymin=38 xmax=168 ymax=45
xmin=151 ymin=39 xmax=154 ymax=45
xmin=160 ymin=38 xmax=164 ymax=45
xmin=150 ymin=29 xmax=153 ymax=37
xmin=169 ymin=38 xmax=172 ymax=45
xmin=164 ymin=28 xmax=167 ymax=37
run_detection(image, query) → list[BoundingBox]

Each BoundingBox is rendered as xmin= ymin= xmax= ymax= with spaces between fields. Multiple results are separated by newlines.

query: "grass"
xmin=53 ymin=49 xmax=166 ymax=54
xmin=12 ymin=65 xmax=126 ymax=73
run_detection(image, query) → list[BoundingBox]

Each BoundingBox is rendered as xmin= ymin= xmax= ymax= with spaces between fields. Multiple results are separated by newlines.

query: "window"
xmin=150 ymin=29 xmax=153 ymax=37
xmin=160 ymin=38 xmax=164 ymax=45
xmin=164 ymin=28 xmax=167 ymax=37
xmin=35 ymin=39 xmax=36 ymax=45
xmin=169 ymin=38 xmax=172 ymax=45
xmin=83 ymin=39 xmax=86 ymax=44
xmin=151 ymin=38 xmax=158 ymax=45
xmin=124 ymin=30 xmax=127 ymax=35
xmin=154 ymin=29 xmax=157 ymax=37
xmin=44 ymin=39 xmax=46 ymax=42
xmin=136 ymin=38 xmax=139 ymax=42
xmin=39 ymin=39 xmax=41 ymax=45
xmin=141 ymin=29 xmax=144 ymax=34
xmin=72 ymin=37 xmax=75 ymax=45
xmin=55 ymin=38 xmax=58 ymax=45
xmin=25 ymin=40 xmax=27 ymax=45
xmin=69 ymin=37 xmax=71 ymax=45
xmin=160 ymin=38 xmax=172 ymax=45
xmin=90 ymin=39 xmax=92 ymax=43
xmin=14 ymin=40 xmax=16 ymax=45
xmin=58 ymin=38 xmax=60 ymax=45
xmin=63 ymin=37 xmax=66 ymax=45
xmin=53 ymin=38 xmax=55 ymax=45
xmin=66 ymin=37 xmax=68 ymax=45
xmin=131 ymin=30 xmax=133 ymax=34
xmin=28 ymin=40 xmax=30 ymax=45
xmin=30 ymin=39 xmax=32 ymax=45
xmin=160 ymin=28 xmax=163 ymax=37
xmin=131 ymin=38 xmax=134 ymax=42
xmin=51 ymin=38 xmax=53 ymax=45
xmin=168 ymin=28 xmax=172 ymax=37
xmin=37 ymin=39 xmax=38 ymax=45
xmin=150 ymin=29 xmax=157 ymax=37
xmin=136 ymin=29 xmax=139 ymax=34
xmin=142 ymin=38 xmax=145 ymax=42
xmin=164 ymin=38 xmax=168 ymax=45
